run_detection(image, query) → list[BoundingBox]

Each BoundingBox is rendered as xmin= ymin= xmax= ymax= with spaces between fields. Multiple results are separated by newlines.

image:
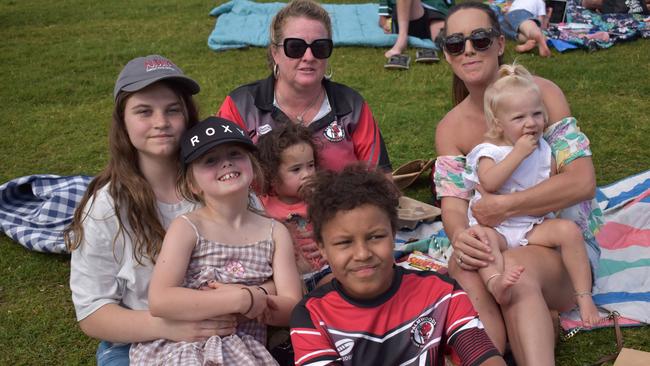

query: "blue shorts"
xmin=96 ymin=341 xmax=130 ymax=366
xmin=490 ymin=5 xmax=540 ymax=40
xmin=392 ymin=6 xmax=445 ymax=39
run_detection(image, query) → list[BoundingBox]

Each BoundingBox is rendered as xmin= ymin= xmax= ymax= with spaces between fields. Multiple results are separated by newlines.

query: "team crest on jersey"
xmin=411 ymin=317 xmax=436 ymax=348
xmin=334 ymin=338 xmax=355 ymax=358
xmin=323 ymin=120 xmax=345 ymax=142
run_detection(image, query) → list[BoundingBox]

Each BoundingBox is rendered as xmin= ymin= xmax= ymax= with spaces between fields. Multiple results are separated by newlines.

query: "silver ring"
xmin=457 ymin=253 xmax=463 ymax=264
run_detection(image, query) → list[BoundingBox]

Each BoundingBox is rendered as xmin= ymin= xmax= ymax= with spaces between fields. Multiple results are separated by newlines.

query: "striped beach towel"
xmin=561 ymin=170 xmax=650 ymax=331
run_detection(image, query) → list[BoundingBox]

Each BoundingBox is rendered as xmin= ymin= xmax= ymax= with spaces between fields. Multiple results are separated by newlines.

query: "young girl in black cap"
xmin=67 ymin=55 xmax=240 ymax=366
xmin=129 ymin=117 xmax=302 ymax=365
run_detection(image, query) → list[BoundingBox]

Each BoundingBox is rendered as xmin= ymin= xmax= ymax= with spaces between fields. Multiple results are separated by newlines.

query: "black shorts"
xmin=392 ymin=6 xmax=445 ymax=39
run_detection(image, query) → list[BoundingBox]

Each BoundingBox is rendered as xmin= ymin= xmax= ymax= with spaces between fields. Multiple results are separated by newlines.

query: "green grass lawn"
xmin=1 ymin=0 xmax=649 ymax=364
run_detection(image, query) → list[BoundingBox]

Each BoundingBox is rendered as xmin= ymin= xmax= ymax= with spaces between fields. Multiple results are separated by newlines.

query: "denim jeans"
xmin=96 ymin=341 xmax=130 ymax=366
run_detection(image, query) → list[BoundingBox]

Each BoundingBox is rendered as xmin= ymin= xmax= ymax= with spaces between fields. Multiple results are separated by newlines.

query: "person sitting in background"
xmin=500 ymin=0 xmax=552 ymax=56
xmin=379 ymin=0 xmax=455 ymax=69
xmin=582 ymin=0 xmax=649 ymax=14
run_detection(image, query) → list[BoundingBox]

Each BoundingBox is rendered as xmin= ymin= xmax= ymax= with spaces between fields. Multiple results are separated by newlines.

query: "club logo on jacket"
xmin=411 ymin=317 xmax=436 ymax=348
xmin=335 ymin=338 xmax=355 ymax=359
xmin=323 ymin=120 xmax=345 ymax=142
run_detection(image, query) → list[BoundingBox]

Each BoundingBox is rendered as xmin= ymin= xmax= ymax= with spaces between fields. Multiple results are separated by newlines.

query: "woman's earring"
xmin=324 ymin=64 xmax=333 ymax=80
xmin=273 ymin=64 xmax=279 ymax=79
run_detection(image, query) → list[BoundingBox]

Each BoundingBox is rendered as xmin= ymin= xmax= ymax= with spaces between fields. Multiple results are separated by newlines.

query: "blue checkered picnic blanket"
xmin=0 ymin=175 xmax=92 ymax=253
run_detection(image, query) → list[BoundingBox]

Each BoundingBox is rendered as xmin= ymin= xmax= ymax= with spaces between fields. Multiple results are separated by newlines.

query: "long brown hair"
xmin=440 ymin=2 xmax=504 ymax=106
xmin=64 ymin=80 xmax=199 ymax=264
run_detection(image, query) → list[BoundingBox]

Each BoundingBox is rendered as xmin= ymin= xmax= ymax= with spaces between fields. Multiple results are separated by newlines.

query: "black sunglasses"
xmin=443 ymin=28 xmax=499 ymax=55
xmin=275 ymin=38 xmax=334 ymax=59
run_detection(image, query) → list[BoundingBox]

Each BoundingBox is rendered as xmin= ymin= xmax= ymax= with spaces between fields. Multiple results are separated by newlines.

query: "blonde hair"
xmin=267 ymin=0 xmax=332 ymax=71
xmin=177 ymin=149 xmax=265 ymax=209
xmin=483 ymin=63 xmax=547 ymax=140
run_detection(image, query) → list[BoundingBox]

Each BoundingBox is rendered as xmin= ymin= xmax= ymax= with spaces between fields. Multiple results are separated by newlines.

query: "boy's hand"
xmin=256 ymin=296 xmax=280 ymax=324
xmin=512 ymin=134 xmax=537 ymax=158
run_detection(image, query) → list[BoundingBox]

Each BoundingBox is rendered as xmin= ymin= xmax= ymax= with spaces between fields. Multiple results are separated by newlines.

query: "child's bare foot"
xmin=488 ymin=265 xmax=525 ymax=305
xmin=536 ymin=38 xmax=552 ymax=57
xmin=515 ymin=39 xmax=537 ymax=53
xmin=576 ymin=293 xmax=601 ymax=328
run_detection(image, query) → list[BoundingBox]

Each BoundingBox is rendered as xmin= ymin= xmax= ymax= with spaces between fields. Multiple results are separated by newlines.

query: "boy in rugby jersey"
xmin=290 ymin=164 xmax=505 ymax=366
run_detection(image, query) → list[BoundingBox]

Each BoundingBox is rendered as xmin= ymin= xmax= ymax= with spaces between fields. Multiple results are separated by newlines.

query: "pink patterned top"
xmin=433 ymin=117 xmax=603 ymax=271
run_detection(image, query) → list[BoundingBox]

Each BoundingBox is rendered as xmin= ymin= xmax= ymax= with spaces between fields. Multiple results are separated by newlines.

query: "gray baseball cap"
xmin=113 ymin=55 xmax=200 ymax=100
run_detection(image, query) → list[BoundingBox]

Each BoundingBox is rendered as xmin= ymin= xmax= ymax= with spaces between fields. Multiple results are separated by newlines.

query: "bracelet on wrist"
xmin=241 ymin=287 xmax=254 ymax=315
xmin=257 ymin=286 xmax=269 ymax=295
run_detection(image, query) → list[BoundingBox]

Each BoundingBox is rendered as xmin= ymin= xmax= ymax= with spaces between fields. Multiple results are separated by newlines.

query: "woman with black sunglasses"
xmin=218 ymin=0 xmax=392 ymax=174
xmin=433 ymin=2 xmax=602 ymax=365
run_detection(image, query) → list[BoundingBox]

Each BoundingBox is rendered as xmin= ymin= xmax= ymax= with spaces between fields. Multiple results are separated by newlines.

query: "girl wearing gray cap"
xmin=65 ymin=55 xmax=236 ymax=366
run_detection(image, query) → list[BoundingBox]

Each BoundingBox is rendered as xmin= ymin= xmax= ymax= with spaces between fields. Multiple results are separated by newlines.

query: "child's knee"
xmin=484 ymin=228 xmax=505 ymax=252
xmin=519 ymin=20 xmax=541 ymax=37
xmin=554 ymin=219 xmax=583 ymax=245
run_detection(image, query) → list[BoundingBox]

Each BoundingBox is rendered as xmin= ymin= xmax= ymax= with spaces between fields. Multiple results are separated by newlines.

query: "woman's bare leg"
xmin=385 ymin=0 xmax=424 ymax=58
xmin=428 ymin=19 xmax=444 ymax=43
xmin=501 ymin=245 xmax=574 ymax=366
xmin=449 ymin=258 xmax=507 ymax=353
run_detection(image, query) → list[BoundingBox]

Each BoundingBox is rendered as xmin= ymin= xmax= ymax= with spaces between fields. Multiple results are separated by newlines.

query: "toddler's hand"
xmin=513 ymin=134 xmax=537 ymax=158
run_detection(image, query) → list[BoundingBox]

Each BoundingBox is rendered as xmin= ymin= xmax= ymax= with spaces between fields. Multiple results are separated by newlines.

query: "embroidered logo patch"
xmin=323 ymin=121 xmax=345 ymax=142
xmin=411 ymin=317 xmax=436 ymax=348
xmin=258 ymin=124 xmax=272 ymax=136
xmin=144 ymin=58 xmax=176 ymax=72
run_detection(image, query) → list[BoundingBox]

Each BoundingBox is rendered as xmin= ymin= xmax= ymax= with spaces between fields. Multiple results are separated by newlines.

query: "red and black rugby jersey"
xmin=290 ymin=266 xmax=499 ymax=366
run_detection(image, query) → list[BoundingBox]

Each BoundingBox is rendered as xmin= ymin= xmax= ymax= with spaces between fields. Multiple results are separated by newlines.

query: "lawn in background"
xmin=0 ymin=0 xmax=648 ymax=364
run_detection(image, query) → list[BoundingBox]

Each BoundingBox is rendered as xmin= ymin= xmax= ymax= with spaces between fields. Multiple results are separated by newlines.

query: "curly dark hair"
xmin=305 ymin=164 xmax=401 ymax=243
xmin=256 ymin=122 xmax=319 ymax=195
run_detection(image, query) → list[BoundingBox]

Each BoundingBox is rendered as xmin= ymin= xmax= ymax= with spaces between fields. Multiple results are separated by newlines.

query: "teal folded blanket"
xmin=208 ymin=0 xmax=436 ymax=51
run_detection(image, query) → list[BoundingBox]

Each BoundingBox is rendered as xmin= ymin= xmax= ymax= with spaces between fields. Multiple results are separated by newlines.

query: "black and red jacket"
xmin=217 ymin=76 xmax=391 ymax=172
